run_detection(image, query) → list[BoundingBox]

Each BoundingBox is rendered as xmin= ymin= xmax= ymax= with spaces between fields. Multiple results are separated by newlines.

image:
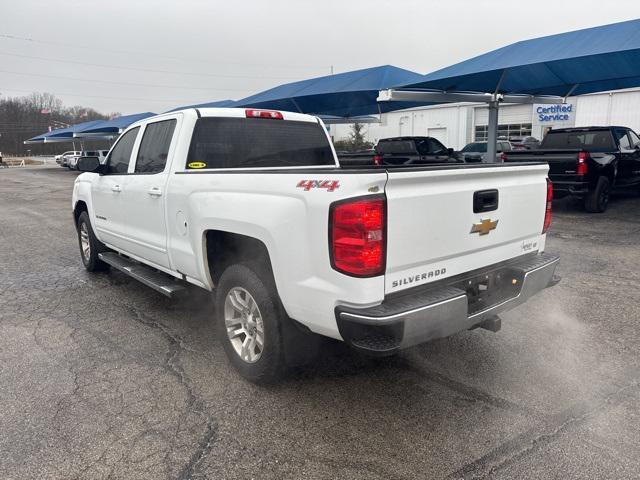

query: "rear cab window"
xmin=376 ymin=140 xmax=418 ymax=155
xmin=186 ymin=117 xmax=335 ymax=169
xmin=540 ymin=130 xmax=615 ymax=152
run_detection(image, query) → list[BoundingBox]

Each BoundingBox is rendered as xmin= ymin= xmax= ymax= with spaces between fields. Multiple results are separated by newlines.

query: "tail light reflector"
xmin=245 ymin=109 xmax=283 ymax=120
xmin=543 ymin=178 xmax=553 ymax=233
xmin=330 ymin=196 xmax=385 ymax=277
xmin=577 ymin=151 xmax=589 ymax=175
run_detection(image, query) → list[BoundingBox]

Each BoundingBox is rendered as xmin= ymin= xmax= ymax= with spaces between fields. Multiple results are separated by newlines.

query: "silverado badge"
xmin=471 ymin=219 xmax=499 ymax=235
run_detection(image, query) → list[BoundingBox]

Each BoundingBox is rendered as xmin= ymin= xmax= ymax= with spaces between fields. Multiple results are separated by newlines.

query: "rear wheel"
xmin=77 ymin=211 xmax=109 ymax=271
xmin=584 ymin=176 xmax=610 ymax=213
xmin=215 ymin=264 xmax=285 ymax=383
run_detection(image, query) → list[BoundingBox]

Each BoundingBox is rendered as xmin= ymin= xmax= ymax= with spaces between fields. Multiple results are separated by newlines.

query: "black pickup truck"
xmin=504 ymin=126 xmax=640 ymax=212
xmin=338 ymin=136 xmax=457 ymax=167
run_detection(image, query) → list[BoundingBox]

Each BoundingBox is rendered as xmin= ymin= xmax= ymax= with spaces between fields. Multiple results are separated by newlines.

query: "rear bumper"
xmin=549 ymin=178 xmax=590 ymax=197
xmin=335 ymin=253 xmax=560 ymax=355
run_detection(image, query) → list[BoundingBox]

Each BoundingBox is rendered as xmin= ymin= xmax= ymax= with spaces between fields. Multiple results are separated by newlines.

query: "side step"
xmin=99 ymin=252 xmax=187 ymax=298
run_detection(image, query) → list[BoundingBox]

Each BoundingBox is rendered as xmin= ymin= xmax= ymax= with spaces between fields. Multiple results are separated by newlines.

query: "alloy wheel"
xmin=224 ymin=287 xmax=265 ymax=363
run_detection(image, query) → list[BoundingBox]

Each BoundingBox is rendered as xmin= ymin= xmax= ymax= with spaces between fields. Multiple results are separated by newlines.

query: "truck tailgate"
xmin=505 ymin=150 xmax=581 ymax=176
xmin=384 ymin=164 xmax=549 ymax=294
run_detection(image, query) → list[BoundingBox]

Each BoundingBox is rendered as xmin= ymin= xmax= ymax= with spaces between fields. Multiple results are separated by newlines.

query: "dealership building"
xmin=327 ymin=87 xmax=640 ymax=149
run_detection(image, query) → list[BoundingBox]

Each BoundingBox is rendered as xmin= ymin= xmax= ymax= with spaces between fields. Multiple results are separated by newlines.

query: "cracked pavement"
xmin=1 ymin=166 xmax=639 ymax=479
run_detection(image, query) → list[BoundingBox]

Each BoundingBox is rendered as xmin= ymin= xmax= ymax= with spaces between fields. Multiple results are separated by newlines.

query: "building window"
xmin=474 ymin=123 xmax=532 ymax=141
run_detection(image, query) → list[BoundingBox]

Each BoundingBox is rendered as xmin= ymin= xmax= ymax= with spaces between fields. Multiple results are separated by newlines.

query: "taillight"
xmin=543 ymin=178 xmax=553 ymax=233
xmin=500 ymin=152 xmax=507 ymax=162
xmin=373 ymin=154 xmax=382 ymax=166
xmin=330 ymin=196 xmax=385 ymax=277
xmin=577 ymin=151 xmax=589 ymax=175
xmin=245 ymin=109 xmax=283 ymax=120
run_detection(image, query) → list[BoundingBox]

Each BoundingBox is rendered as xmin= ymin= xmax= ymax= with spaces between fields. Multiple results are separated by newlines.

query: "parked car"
xmin=55 ymin=151 xmax=81 ymax=167
xmin=458 ymin=141 xmax=513 ymax=162
xmin=73 ymin=107 xmax=559 ymax=382
xmin=510 ymin=136 xmax=540 ymax=150
xmin=504 ymin=126 xmax=640 ymax=212
xmin=68 ymin=150 xmax=109 ymax=170
xmin=338 ymin=136 xmax=457 ymax=166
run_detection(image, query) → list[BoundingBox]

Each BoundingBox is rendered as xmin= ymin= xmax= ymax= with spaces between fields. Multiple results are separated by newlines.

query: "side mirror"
xmin=77 ymin=156 xmax=102 ymax=173
xmin=447 ymin=148 xmax=454 ymax=155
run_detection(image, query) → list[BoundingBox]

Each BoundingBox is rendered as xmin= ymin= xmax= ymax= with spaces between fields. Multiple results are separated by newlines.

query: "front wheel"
xmin=584 ymin=176 xmax=610 ymax=213
xmin=215 ymin=264 xmax=285 ymax=383
xmin=76 ymin=211 xmax=109 ymax=272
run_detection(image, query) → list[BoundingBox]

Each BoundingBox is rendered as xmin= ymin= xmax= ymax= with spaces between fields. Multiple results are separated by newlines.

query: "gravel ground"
xmin=1 ymin=166 xmax=639 ymax=479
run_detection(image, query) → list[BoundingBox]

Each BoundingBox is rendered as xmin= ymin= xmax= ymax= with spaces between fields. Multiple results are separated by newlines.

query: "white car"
xmin=72 ymin=108 xmax=559 ymax=382
xmin=55 ymin=151 xmax=81 ymax=167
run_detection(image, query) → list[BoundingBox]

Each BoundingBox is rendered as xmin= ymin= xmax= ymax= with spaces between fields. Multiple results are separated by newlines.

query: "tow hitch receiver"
xmin=473 ymin=315 xmax=502 ymax=333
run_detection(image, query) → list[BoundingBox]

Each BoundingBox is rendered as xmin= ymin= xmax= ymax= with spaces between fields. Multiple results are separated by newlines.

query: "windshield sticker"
xmin=187 ymin=162 xmax=207 ymax=169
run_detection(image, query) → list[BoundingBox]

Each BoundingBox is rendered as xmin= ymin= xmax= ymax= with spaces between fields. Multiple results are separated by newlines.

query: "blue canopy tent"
xmin=74 ymin=112 xmax=156 ymax=138
xmin=23 ymin=131 xmax=51 ymax=145
xmin=379 ymin=18 xmax=640 ymax=161
xmin=24 ymin=120 xmax=104 ymax=145
xmin=234 ymin=65 xmax=430 ymax=119
xmin=166 ymin=100 xmax=236 ymax=113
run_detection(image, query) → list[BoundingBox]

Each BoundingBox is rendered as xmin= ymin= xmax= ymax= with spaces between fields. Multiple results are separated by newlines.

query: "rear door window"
xmin=427 ymin=138 xmax=447 ymax=154
xmin=615 ymin=129 xmax=632 ymax=150
xmin=186 ymin=117 xmax=334 ymax=169
xmin=105 ymin=127 xmax=140 ymax=174
xmin=135 ymin=119 xmax=177 ymax=173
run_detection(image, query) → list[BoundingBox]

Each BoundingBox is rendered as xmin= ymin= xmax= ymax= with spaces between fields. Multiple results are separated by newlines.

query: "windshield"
xmin=461 ymin=142 xmax=487 ymax=153
xmin=541 ymin=130 xmax=615 ymax=151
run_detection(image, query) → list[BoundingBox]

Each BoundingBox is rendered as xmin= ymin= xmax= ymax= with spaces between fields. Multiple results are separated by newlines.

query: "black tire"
xmin=76 ymin=211 xmax=109 ymax=272
xmin=215 ymin=263 xmax=285 ymax=383
xmin=584 ymin=176 xmax=610 ymax=213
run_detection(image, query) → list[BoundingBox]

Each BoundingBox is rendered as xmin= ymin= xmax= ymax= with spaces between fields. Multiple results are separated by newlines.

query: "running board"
xmin=98 ymin=252 xmax=187 ymax=298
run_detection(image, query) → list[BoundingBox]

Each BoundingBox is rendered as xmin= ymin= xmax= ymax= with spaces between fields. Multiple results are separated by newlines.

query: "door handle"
xmin=147 ymin=187 xmax=162 ymax=197
xmin=111 ymin=184 xmax=122 ymax=193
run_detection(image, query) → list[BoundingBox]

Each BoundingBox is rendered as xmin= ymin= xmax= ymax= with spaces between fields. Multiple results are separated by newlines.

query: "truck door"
xmin=91 ymin=126 xmax=141 ymax=250
xmin=614 ymin=128 xmax=638 ymax=187
xmin=426 ymin=137 xmax=451 ymax=162
xmin=626 ymin=130 xmax=640 ymax=186
xmin=120 ymin=117 xmax=179 ymax=269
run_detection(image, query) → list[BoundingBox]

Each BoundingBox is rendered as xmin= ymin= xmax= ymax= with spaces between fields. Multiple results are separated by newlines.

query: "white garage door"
xmin=427 ymin=127 xmax=447 ymax=145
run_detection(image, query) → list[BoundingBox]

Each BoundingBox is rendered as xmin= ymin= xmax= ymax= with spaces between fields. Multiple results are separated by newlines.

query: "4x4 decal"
xmin=296 ymin=180 xmax=340 ymax=192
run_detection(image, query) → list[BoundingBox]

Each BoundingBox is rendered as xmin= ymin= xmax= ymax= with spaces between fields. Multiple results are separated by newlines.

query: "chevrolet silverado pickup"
xmin=72 ymin=107 xmax=560 ymax=382
xmin=505 ymin=126 xmax=640 ymax=212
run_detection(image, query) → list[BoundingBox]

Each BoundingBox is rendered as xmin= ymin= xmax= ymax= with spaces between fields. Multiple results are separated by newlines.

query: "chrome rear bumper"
xmin=336 ymin=253 xmax=560 ymax=354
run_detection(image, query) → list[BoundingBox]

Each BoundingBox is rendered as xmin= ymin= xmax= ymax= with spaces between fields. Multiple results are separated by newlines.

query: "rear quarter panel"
xmin=167 ymin=169 xmax=388 ymax=339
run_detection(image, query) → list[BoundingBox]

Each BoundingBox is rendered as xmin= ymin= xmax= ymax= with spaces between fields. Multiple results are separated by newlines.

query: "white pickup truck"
xmin=72 ymin=107 xmax=559 ymax=382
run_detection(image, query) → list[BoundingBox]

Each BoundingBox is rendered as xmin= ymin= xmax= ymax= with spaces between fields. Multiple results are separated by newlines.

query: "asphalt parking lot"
xmin=1 ymin=166 xmax=639 ymax=480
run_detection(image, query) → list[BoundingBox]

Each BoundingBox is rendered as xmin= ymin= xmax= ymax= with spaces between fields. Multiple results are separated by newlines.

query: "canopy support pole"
xmin=486 ymin=100 xmax=499 ymax=163
xmin=563 ymin=83 xmax=579 ymax=102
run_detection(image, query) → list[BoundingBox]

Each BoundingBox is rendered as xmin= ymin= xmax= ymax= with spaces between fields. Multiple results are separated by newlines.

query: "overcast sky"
xmin=0 ymin=0 xmax=638 ymax=115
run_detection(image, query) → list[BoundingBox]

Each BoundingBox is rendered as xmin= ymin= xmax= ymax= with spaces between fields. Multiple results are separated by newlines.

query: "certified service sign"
xmin=533 ymin=102 xmax=576 ymax=125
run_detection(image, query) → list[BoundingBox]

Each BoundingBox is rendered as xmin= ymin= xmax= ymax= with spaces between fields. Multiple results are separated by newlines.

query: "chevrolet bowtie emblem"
xmin=471 ymin=219 xmax=499 ymax=235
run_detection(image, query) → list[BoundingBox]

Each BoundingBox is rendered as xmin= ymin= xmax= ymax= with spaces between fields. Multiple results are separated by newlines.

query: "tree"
xmin=332 ymin=122 xmax=374 ymax=152
xmin=0 ymin=92 xmax=114 ymax=156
